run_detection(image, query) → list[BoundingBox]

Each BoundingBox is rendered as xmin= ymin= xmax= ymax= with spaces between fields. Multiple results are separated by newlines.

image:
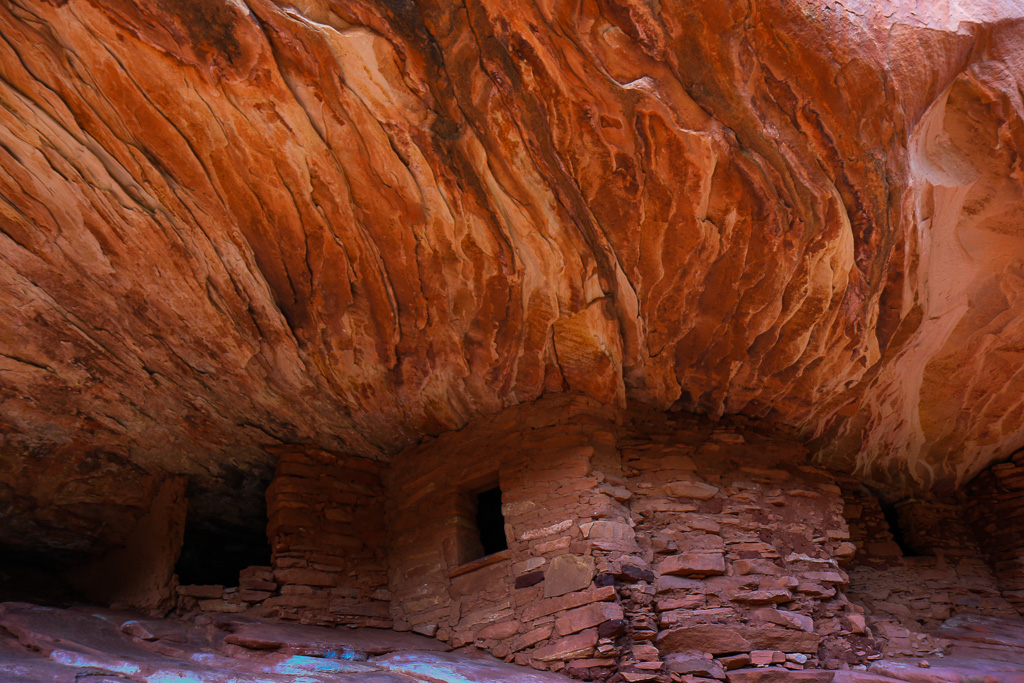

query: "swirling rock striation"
xmin=0 ymin=0 xmax=1023 ymax=547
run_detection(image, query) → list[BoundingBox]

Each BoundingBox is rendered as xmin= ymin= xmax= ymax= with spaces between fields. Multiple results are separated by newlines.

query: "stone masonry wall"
xmin=176 ymin=395 xmax=1021 ymax=680
xmin=966 ymin=450 xmax=1024 ymax=615
xmin=840 ymin=481 xmax=1016 ymax=657
xmin=177 ymin=447 xmax=390 ymax=624
xmin=386 ymin=394 xmax=624 ymax=676
xmin=258 ymin=446 xmax=391 ymax=627
xmin=386 ymin=397 xmax=874 ymax=681
xmin=615 ymin=410 xmax=870 ymax=678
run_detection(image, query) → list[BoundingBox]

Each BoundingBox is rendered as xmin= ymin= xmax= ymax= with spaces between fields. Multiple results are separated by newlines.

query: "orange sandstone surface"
xmin=0 ymin=0 xmax=1023 ymax=550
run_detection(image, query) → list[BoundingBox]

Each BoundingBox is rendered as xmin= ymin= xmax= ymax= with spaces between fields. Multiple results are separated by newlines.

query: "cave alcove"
xmin=175 ymin=521 xmax=272 ymax=588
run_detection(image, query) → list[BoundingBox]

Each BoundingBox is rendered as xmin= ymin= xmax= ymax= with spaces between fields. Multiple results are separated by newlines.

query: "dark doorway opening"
xmin=879 ymin=499 xmax=929 ymax=557
xmin=475 ymin=486 xmax=508 ymax=557
xmin=0 ymin=548 xmax=82 ymax=606
xmin=175 ymin=523 xmax=271 ymax=587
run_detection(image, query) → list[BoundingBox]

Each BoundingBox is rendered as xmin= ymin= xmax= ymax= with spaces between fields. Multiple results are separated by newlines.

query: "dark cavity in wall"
xmin=879 ymin=498 xmax=929 ymax=557
xmin=175 ymin=522 xmax=271 ymax=586
xmin=476 ymin=486 xmax=509 ymax=557
xmin=0 ymin=548 xmax=81 ymax=606
xmin=176 ymin=464 xmax=274 ymax=586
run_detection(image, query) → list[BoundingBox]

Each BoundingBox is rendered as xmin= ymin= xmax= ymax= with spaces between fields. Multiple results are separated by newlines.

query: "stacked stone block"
xmin=177 ymin=570 xmax=278 ymax=614
xmin=178 ymin=397 xmax=1024 ymax=681
xmin=387 ymin=397 xmax=875 ymax=681
xmin=966 ymin=451 xmax=1024 ymax=615
xmin=261 ymin=446 xmax=390 ymax=627
xmin=841 ymin=482 xmax=1016 ymax=656
xmin=386 ymin=394 xmax=623 ymax=675
xmin=611 ymin=411 xmax=870 ymax=679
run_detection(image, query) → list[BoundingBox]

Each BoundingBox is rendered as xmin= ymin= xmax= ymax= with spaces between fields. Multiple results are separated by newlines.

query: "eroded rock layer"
xmin=1 ymin=0 xmax=1023 ymax=543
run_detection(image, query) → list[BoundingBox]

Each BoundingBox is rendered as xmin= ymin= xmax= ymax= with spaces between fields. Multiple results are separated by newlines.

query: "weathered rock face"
xmin=1 ymin=0 xmax=1023 ymax=545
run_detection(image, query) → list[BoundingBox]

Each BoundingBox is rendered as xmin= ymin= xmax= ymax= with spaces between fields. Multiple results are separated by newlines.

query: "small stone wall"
xmin=386 ymin=397 xmax=872 ymax=680
xmin=616 ymin=411 xmax=869 ymax=677
xmin=386 ymin=394 xmax=622 ymax=672
xmin=177 ymin=566 xmax=279 ymax=615
xmin=258 ymin=446 xmax=391 ymax=627
xmin=966 ymin=451 xmax=1024 ymax=615
xmin=840 ymin=482 xmax=1017 ymax=657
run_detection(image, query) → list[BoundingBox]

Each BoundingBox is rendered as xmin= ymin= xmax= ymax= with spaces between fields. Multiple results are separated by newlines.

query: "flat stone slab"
xmin=937 ymin=614 xmax=1024 ymax=650
xmin=375 ymin=650 xmax=580 ymax=682
xmin=7 ymin=602 xmax=1024 ymax=683
xmin=0 ymin=602 xmax=571 ymax=683
xmin=212 ymin=615 xmax=451 ymax=656
xmin=0 ymin=638 xmax=77 ymax=683
xmin=725 ymin=667 xmax=835 ymax=683
xmin=869 ymin=658 xmax=1024 ymax=683
xmin=832 ymin=673 xmax=908 ymax=683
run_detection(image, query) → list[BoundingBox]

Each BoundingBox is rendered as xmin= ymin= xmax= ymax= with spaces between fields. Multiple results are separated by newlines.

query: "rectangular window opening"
xmin=455 ymin=481 xmax=510 ymax=570
xmin=475 ymin=486 xmax=509 ymax=557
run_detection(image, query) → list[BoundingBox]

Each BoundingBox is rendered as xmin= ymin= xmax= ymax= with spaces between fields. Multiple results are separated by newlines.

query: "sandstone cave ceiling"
xmin=1 ymin=0 xmax=1023 ymax=543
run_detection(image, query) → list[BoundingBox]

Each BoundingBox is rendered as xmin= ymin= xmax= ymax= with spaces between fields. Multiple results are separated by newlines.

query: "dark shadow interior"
xmin=879 ymin=499 xmax=931 ymax=557
xmin=0 ymin=548 xmax=80 ymax=606
xmin=475 ymin=486 xmax=509 ymax=557
xmin=175 ymin=523 xmax=271 ymax=587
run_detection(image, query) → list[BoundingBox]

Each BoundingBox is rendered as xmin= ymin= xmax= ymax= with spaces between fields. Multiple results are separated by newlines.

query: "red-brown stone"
xmin=2 ymin=0 xmax=1024 ymax=555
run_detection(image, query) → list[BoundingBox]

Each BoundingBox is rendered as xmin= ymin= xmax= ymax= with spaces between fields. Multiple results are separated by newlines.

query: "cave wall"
xmin=0 ymin=448 xmax=168 ymax=561
xmin=0 ymin=4 xmax=1020 ymax=662
xmin=67 ymin=476 xmax=187 ymax=612
xmin=2 ymin=2 xmax=1024 ymax=562
xmin=839 ymin=482 xmax=1017 ymax=657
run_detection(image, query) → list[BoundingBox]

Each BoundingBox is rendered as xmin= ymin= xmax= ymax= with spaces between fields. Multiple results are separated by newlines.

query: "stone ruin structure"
xmin=2 ymin=0 xmax=1024 ymax=681
xmin=154 ymin=395 xmax=1024 ymax=680
xmin=21 ymin=393 xmax=1024 ymax=681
